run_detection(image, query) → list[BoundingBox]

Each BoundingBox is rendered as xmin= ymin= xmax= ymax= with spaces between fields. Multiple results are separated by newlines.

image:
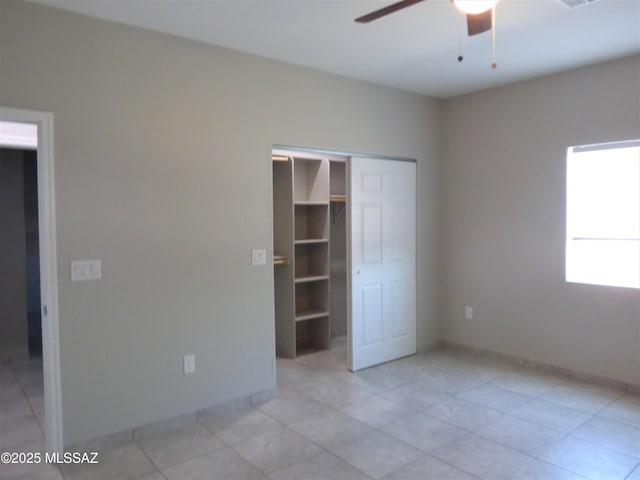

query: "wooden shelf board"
xmin=295 ymin=275 xmax=329 ymax=283
xmin=293 ymin=156 xmax=323 ymax=163
xmin=294 ymin=239 xmax=329 ymax=245
xmin=295 ymin=311 xmax=329 ymax=322
xmin=294 ymin=201 xmax=329 ymax=206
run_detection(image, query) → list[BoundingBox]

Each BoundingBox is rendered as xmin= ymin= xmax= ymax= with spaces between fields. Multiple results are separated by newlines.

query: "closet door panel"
xmin=349 ymin=158 xmax=416 ymax=371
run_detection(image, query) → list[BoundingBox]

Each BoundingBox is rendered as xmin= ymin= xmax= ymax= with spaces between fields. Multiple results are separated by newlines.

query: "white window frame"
xmin=566 ymin=139 xmax=640 ymax=289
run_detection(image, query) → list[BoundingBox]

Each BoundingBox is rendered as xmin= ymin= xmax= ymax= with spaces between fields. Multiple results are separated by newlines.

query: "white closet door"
xmin=349 ymin=157 xmax=416 ymax=371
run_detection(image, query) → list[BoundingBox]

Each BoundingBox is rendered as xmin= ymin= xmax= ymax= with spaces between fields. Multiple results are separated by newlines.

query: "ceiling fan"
xmin=355 ymin=0 xmax=498 ymax=37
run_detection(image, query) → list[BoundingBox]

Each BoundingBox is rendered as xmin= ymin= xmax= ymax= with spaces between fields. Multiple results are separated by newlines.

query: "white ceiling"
xmin=30 ymin=0 xmax=640 ymax=98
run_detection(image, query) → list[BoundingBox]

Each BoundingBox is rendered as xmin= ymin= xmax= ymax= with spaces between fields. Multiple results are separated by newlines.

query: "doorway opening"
xmin=0 ymin=109 xmax=62 ymax=454
xmin=1 ymin=146 xmax=41 ymax=359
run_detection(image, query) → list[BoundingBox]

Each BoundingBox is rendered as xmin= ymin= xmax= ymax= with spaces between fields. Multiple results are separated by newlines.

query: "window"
xmin=566 ymin=140 xmax=640 ymax=289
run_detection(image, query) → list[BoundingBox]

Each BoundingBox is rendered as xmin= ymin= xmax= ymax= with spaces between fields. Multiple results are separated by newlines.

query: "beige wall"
xmin=442 ymin=56 xmax=640 ymax=385
xmin=0 ymin=149 xmax=28 ymax=359
xmin=0 ymin=1 xmax=441 ymax=446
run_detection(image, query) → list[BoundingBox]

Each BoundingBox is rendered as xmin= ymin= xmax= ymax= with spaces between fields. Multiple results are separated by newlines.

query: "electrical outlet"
xmin=183 ymin=354 xmax=195 ymax=374
xmin=465 ymin=306 xmax=473 ymax=320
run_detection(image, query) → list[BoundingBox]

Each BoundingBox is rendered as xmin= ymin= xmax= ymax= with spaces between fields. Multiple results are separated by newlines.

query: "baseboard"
xmin=441 ymin=340 xmax=640 ymax=394
xmin=67 ymin=387 xmax=277 ymax=453
xmin=418 ymin=340 xmax=445 ymax=354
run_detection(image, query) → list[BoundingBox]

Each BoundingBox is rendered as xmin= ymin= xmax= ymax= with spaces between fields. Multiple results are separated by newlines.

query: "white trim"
xmin=571 ymin=139 xmax=640 ymax=153
xmin=272 ymin=147 xmax=347 ymax=163
xmin=0 ymin=121 xmax=38 ymax=149
xmin=0 ymin=107 xmax=63 ymax=453
xmin=272 ymin=144 xmax=416 ymax=163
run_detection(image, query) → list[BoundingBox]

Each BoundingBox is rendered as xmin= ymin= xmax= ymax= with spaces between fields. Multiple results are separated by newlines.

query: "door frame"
xmin=0 ymin=107 xmax=63 ymax=453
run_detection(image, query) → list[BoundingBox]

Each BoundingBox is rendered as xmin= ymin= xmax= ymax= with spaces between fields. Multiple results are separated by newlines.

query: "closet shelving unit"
xmin=273 ymin=151 xmax=331 ymax=357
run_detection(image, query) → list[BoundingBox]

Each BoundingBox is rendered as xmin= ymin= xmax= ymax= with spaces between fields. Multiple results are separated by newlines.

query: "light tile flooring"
xmin=2 ymin=339 xmax=640 ymax=479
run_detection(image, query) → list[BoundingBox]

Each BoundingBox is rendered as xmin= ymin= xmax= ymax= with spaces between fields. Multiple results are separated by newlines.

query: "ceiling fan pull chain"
xmin=457 ymin=12 xmax=464 ymax=62
xmin=491 ymin=5 xmax=497 ymax=69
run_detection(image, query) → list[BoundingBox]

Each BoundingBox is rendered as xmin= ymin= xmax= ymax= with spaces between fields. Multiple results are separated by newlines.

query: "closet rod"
xmin=273 ymin=256 xmax=288 ymax=266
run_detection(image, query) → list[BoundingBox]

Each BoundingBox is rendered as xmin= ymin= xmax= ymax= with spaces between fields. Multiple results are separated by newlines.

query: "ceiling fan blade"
xmin=355 ymin=0 xmax=426 ymax=23
xmin=466 ymin=10 xmax=492 ymax=36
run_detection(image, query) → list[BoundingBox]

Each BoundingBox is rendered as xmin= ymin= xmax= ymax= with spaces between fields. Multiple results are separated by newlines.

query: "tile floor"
xmin=1 ymin=339 xmax=640 ymax=479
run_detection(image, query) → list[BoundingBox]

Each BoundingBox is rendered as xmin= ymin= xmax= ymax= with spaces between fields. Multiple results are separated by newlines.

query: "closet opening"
xmin=272 ymin=146 xmax=418 ymax=376
xmin=272 ymin=148 xmax=349 ymax=370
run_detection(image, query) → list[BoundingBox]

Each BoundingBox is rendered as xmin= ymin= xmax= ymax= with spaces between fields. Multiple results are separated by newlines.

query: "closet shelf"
xmin=294 ymin=239 xmax=329 ymax=245
xmin=295 ymin=201 xmax=329 ymax=206
xmin=295 ymin=310 xmax=330 ymax=322
xmin=295 ymin=275 xmax=329 ymax=283
xmin=273 ymin=150 xmax=333 ymax=359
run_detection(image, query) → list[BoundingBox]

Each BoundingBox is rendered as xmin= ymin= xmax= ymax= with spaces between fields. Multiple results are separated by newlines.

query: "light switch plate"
xmin=71 ymin=259 xmax=102 ymax=282
xmin=183 ymin=354 xmax=195 ymax=374
xmin=252 ymin=249 xmax=267 ymax=266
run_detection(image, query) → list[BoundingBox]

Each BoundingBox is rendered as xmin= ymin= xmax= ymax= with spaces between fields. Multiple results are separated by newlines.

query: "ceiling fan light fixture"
xmin=453 ymin=0 xmax=498 ymax=15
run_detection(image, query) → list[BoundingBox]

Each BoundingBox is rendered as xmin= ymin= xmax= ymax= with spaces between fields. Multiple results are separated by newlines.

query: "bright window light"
xmin=566 ymin=140 xmax=640 ymax=289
